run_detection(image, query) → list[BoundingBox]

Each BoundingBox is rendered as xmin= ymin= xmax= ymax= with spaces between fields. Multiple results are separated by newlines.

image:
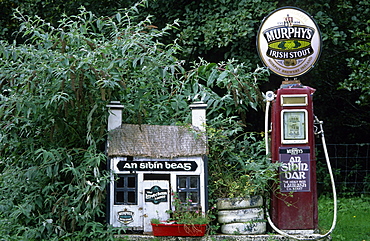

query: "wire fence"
xmin=316 ymin=143 xmax=370 ymax=195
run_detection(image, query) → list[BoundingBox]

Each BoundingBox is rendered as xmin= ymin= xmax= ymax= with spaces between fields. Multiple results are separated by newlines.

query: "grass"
xmin=318 ymin=195 xmax=370 ymax=240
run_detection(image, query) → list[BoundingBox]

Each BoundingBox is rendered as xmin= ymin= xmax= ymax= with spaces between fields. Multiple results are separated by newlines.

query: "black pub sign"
xmin=279 ymin=147 xmax=311 ymax=192
xmin=117 ymin=160 xmax=198 ymax=172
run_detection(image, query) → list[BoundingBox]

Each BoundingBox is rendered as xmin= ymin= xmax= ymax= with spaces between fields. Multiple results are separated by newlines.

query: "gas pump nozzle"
xmin=314 ymin=116 xmax=323 ymax=135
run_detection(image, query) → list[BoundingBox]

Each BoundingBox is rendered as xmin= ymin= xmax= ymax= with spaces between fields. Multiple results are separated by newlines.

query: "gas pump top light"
xmin=281 ymin=94 xmax=308 ymax=106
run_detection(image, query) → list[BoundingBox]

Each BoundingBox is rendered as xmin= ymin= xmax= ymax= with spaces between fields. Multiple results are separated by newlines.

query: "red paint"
xmin=151 ymin=223 xmax=207 ymax=236
xmin=270 ymin=86 xmax=318 ymax=230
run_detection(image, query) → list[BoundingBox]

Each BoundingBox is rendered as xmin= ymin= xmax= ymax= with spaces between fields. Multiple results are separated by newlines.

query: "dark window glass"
xmin=127 ymin=177 xmax=135 ymax=188
xmin=179 ymin=192 xmax=187 ymax=202
xmin=128 ymin=191 xmax=136 ymax=203
xmin=190 ymin=177 xmax=198 ymax=188
xmin=116 ymin=191 xmax=125 ymax=203
xmin=178 ymin=177 xmax=187 ymax=188
xmin=176 ymin=175 xmax=200 ymax=206
xmin=190 ymin=192 xmax=198 ymax=203
xmin=116 ymin=176 xmax=125 ymax=188
xmin=114 ymin=174 xmax=137 ymax=205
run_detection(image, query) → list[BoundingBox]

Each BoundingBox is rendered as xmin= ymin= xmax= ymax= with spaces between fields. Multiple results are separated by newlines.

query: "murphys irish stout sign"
xmin=257 ymin=7 xmax=322 ymax=77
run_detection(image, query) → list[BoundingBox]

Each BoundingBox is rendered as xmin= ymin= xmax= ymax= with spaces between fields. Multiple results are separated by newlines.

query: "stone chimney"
xmin=189 ymin=101 xmax=207 ymax=132
xmin=107 ymin=101 xmax=124 ymax=131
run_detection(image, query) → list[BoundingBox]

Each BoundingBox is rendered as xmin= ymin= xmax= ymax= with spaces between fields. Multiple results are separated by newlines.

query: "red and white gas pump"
xmin=257 ymin=7 xmax=337 ymax=240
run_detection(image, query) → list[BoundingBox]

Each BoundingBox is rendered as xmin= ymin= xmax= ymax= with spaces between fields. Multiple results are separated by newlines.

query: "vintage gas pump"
xmin=257 ymin=7 xmax=337 ymax=239
xmin=268 ymin=83 xmax=318 ymax=231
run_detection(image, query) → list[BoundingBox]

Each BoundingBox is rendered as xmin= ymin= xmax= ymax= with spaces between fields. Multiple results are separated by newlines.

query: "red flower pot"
xmin=151 ymin=223 xmax=207 ymax=236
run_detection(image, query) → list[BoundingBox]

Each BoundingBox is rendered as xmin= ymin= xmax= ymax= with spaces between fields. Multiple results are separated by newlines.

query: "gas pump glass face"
xmin=282 ymin=110 xmax=308 ymax=144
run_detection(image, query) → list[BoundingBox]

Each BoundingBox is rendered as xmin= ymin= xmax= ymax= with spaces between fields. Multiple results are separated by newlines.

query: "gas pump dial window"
xmin=281 ymin=94 xmax=308 ymax=106
xmin=281 ymin=110 xmax=308 ymax=144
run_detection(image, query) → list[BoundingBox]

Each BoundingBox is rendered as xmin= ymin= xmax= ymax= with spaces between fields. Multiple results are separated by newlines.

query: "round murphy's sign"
xmin=257 ymin=7 xmax=322 ymax=77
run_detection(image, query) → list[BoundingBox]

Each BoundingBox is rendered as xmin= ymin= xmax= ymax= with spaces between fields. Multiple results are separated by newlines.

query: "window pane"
xmin=190 ymin=177 xmax=198 ymax=188
xmin=127 ymin=176 xmax=136 ymax=188
xmin=116 ymin=191 xmax=125 ymax=203
xmin=190 ymin=192 xmax=199 ymax=203
xmin=178 ymin=192 xmax=187 ymax=203
xmin=116 ymin=176 xmax=125 ymax=188
xmin=127 ymin=191 xmax=136 ymax=203
xmin=114 ymin=174 xmax=138 ymax=205
xmin=178 ymin=177 xmax=187 ymax=188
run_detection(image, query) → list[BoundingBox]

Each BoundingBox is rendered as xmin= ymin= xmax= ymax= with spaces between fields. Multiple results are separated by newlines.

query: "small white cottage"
xmin=106 ymin=101 xmax=208 ymax=233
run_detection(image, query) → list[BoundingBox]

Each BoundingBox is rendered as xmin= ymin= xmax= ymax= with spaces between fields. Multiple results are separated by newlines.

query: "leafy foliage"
xmin=0 ymin=2 xmax=270 ymax=239
xmin=340 ymin=11 xmax=370 ymax=105
xmin=134 ymin=0 xmax=278 ymax=64
xmin=207 ymin=118 xmax=279 ymax=199
xmin=1 ymin=0 xmax=370 ymax=144
xmin=0 ymin=0 xmax=136 ymax=41
xmin=164 ymin=192 xmax=210 ymax=225
xmin=1 ymin=0 xmax=368 ymax=239
xmin=127 ymin=0 xmax=370 ymax=143
xmin=0 ymin=3 xmax=185 ymax=239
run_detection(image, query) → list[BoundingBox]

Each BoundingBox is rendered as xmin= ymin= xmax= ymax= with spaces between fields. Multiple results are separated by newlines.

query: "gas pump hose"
xmin=264 ymin=100 xmax=337 ymax=240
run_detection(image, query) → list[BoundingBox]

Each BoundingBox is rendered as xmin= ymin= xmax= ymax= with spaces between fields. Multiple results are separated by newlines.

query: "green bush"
xmin=0 ymin=3 xmax=187 ymax=239
xmin=207 ymin=119 xmax=279 ymax=199
xmin=0 ymin=2 xmax=271 ymax=239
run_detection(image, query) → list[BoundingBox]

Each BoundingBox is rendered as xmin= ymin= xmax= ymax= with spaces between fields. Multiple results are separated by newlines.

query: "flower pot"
xmin=220 ymin=221 xmax=266 ymax=235
xmin=218 ymin=207 xmax=264 ymax=223
xmin=217 ymin=196 xmax=266 ymax=235
xmin=216 ymin=196 xmax=263 ymax=210
xmin=151 ymin=223 xmax=207 ymax=236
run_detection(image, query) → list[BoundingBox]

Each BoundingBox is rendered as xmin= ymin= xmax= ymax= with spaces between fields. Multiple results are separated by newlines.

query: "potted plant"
xmin=207 ymin=125 xmax=280 ymax=234
xmin=213 ymin=169 xmax=269 ymax=235
xmin=151 ymin=193 xmax=210 ymax=236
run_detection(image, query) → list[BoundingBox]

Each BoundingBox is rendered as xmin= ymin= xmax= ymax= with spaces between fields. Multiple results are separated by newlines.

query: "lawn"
xmin=318 ymin=195 xmax=370 ymax=240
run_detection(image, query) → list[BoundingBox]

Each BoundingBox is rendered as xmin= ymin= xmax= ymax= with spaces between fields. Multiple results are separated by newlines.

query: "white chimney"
xmin=189 ymin=101 xmax=207 ymax=131
xmin=107 ymin=101 xmax=124 ymax=131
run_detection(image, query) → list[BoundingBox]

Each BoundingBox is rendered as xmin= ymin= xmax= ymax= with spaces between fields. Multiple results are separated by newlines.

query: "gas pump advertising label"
xmin=257 ymin=7 xmax=322 ymax=77
xmin=279 ymin=147 xmax=310 ymax=192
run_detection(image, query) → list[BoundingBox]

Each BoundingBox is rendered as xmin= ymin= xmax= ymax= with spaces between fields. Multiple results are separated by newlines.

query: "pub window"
xmin=177 ymin=175 xmax=200 ymax=206
xmin=115 ymin=174 xmax=137 ymax=205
